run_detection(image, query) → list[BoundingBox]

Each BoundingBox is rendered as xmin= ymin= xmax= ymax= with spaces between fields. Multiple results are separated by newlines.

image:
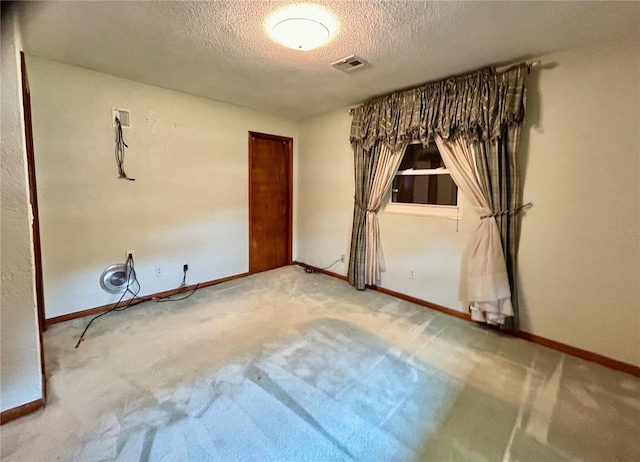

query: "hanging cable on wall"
xmin=114 ymin=117 xmax=135 ymax=181
xmin=304 ymin=258 xmax=342 ymax=274
xmin=76 ymin=256 xmax=204 ymax=347
xmin=75 ymin=253 xmax=140 ymax=348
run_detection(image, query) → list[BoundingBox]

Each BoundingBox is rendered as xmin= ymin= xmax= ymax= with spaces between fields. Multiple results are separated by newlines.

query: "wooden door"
xmin=249 ymin=132 xmax=292 ymax=274
xmin=20 ymin=52 xmax=46 ymax=399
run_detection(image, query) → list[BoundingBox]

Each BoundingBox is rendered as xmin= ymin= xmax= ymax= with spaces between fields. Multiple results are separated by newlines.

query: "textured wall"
xmin=297 ymin=37 xmax=640 ymax=366
xmin=16 ymin=2 xmax=640 ymax=120
xmin=27 ymin=57 xmax=298 ymax=319
xmin=0 ymin=9 xmax=43 ymax=412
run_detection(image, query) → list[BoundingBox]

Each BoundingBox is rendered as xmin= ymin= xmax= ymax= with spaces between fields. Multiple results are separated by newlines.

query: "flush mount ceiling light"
xmin=272 ymin=18 xmax=328 ymax=51
xmin=266 ymin=5 xmax=338 ymax=51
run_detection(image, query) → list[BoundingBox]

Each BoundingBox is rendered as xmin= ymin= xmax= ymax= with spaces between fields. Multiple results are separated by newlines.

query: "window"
xmin=384 ymin=142 xmax=462 ymax=218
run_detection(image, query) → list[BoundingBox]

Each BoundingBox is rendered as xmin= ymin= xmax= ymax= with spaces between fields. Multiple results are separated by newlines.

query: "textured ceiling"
xmin=16 ymin=1 xmax=640 ymax=120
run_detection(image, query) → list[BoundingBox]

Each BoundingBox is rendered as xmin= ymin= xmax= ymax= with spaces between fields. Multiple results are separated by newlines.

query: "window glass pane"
xmin=398 ymin=143 xmax=445 ymax=171
xmin=392 ymin=174 xmax=458 ymax=206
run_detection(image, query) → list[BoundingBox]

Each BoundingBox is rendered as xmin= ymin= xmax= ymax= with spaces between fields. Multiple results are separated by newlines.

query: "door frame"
xmin=248 ymin=131 xmax=293 ymax=274
xmin=20 ymin=52 xmax=46 ymax=401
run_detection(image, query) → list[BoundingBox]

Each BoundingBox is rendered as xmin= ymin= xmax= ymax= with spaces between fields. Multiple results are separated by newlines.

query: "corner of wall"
xmin=0 ymin=5 xmax=44 ymax=413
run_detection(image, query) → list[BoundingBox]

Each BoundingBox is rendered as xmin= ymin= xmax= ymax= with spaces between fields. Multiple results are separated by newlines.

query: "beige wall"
xmin=0 ymin=8 xmax=43 ymax=412
xmin=518 ymin=39 xmax=639 ymax=366
xmin=27 ymin=56 xmax=298 ymax=319
xmin=297 ymin=38 xmax=640 ymax=366
xmin=296 ymin=110 xmax=354 ymax=276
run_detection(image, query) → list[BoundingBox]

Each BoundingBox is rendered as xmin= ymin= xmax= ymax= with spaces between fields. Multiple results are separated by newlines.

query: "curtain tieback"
xmin=354 ymin=198 xmax=376 ymax=213
xmin=481 ymin=202 xmax=533 ymax=219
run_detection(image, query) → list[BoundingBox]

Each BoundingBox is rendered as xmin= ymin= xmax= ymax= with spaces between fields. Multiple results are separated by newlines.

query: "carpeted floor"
xmin=1 ymin=265 xmax=639 ymax=461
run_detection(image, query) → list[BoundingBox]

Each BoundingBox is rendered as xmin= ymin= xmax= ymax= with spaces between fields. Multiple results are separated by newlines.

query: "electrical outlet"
xmin=126 ymin=250 xmax=135 ymax=261
xmin=409 ymin=269 xmax=416 ymax=280
xmin=183 ymin=263 xmax=189 ymax=272
xmin=340 ymin=254 xmax=345 ymax=263
xmin=155 ymin=266 xmax=162 ymax=277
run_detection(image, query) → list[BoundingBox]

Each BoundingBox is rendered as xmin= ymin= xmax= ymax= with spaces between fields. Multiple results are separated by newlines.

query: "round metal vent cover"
xmin=99 ymin=264 xmax=133 ymax=294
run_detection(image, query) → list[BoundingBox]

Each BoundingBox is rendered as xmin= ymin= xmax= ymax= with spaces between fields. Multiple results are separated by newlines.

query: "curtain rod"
xmin=495 ymin=59 xmax=542 ymax=73
xmin=347 ymin=59 xmax=542 ymax=115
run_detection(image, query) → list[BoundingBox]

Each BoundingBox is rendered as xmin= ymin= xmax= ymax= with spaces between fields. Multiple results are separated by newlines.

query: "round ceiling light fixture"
xmin=266 ymin=5 xmax=338 ymax=51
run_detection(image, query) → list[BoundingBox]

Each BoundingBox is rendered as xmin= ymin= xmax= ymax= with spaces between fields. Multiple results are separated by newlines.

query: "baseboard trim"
xmin=46 ymin=272 xmax=250 ymax=326
xmin=366 ymin=285 xmax=473 ymax=322
xmin=1 ymin=398 xmax=45 ymax=425
xmin=295 ymin=261 xmax=470 ymax=321
xmin=295 ymin=261 xmax=640 ymax=377
xmin=511 ymin=330 xmax=640 ymax=377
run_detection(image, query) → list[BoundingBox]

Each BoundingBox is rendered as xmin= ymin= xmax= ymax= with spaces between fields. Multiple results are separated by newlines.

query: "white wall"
xmin=297 ymin=37 xmax=640 ymax=366
xmin=296 ymin=110 xmax=354 ymax=275
xmin=27 ymin=56 xmax=298 ymax=319
xmin=0 ymin=8 xmax=43 ymax=412
xmin=517 ymin=39 xmax=639 ymax=366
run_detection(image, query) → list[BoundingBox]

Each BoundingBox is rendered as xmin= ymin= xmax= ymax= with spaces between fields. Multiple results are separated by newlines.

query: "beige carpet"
xmin=2 ymin=266 xmax=639 ymax=461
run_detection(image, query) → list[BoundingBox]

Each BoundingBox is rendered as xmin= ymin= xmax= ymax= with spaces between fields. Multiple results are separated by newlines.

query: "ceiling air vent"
xmin=331 ymin=55 xmax=369 ymax=73
xmin=112 ymin=108 xmax=131 ymax=128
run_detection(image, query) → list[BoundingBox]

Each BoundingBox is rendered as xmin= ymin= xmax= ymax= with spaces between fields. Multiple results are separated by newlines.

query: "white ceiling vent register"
xmin=331 ymin=55 xmax=369 ymax=73
xmin=112 ymin=107 xmax=131 ymax=128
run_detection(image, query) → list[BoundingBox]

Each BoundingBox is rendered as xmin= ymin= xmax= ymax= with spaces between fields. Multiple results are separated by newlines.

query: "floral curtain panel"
xmin=347 ymin=64 xmax=529 ymax=328
xmin=472 ymin=125 xmax=529 ymax=329
xmin=348 ymin=141 xmax=408 ymax=289
xmin=435 ymin=135 xmax=514 ymax=326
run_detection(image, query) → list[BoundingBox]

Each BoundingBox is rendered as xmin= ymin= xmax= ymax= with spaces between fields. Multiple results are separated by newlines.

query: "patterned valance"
xmin=350 ymin=64 xmax=528 ymax=151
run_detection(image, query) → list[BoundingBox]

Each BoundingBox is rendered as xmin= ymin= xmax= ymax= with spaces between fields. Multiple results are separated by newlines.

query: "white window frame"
xmin=383 ymin=145 xmax=463 ymax=220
